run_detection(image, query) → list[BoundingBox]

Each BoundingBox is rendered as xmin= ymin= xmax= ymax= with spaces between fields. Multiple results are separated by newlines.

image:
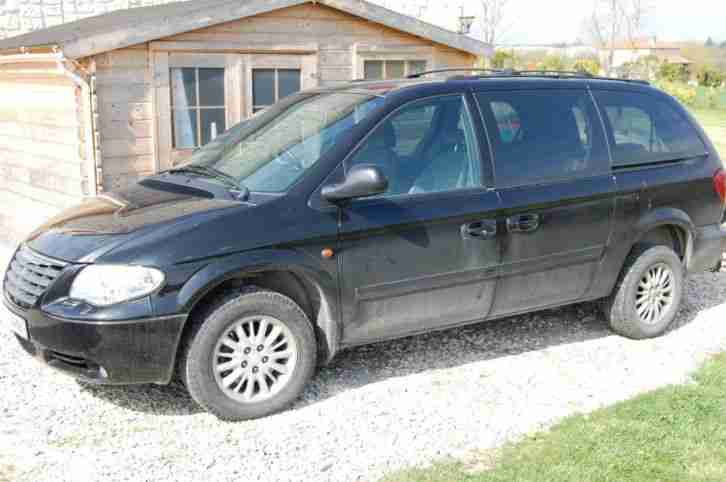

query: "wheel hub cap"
xmin=213 ymin=316 xmax=298 ymax=403
xmin=635 ymin=263 xmax=674 ymax=325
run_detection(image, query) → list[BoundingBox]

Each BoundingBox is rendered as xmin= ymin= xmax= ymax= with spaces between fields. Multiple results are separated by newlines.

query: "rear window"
xmin=477 ymin=90 xmax=610 ymax=188
xmin=594 ymin=90 xmax=707 ymax=167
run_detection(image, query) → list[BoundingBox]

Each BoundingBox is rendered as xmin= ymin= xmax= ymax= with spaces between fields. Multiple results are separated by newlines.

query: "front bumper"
xmin=5 ymin=300 xmax=187 ymax=385
xmin=689 ymin=223 xmax=726 ymax=273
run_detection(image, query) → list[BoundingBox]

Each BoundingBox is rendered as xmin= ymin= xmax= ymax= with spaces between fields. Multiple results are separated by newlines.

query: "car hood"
xmin=25 ymin=177 xmax=243 ymax=263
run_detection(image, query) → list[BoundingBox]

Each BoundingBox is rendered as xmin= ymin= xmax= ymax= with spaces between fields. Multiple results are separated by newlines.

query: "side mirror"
xmin=322 ymin=164 xmax=388 ymax=202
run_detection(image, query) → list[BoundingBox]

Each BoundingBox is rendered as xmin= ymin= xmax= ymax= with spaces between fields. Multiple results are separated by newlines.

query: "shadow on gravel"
xmin=79 ymin=272 xmax=724 ymax=417
xmin=78 ymin=379 xmax=204 ymax=416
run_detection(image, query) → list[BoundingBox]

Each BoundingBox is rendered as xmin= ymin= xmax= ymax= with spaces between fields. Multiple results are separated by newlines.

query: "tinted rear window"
xmin=477 ymin=90 xmax=609 ymax=187
xmin=594 ymin=90 xmax=707 ymax=167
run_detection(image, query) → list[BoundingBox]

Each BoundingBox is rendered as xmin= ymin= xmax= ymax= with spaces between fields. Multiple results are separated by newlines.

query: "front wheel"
xmin=180 ymin=288 xmax=317 ymax=421
xmin=604 ymin=244 xmax=684 ymax=339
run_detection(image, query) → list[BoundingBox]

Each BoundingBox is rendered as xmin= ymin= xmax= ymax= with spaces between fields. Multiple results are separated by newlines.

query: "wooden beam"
xmin=150 ymin=41 xmax=319 ymax=54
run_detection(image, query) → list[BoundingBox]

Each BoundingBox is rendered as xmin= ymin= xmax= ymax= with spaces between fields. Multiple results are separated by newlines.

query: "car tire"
xmin=180 ymin=287 xmax=317 ymax=421
xmin=604 ymin=244 xmax=684 ymax=339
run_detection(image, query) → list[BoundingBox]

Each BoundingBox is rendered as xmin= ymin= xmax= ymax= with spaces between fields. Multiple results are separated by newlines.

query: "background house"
xmin=599 ymin=36 xmax=692 ymax=74
xmin=0 ymin=0 xmax=490 ymax=242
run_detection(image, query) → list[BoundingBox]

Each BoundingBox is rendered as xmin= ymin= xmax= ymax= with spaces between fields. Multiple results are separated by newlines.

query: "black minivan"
xmin=3 ymin=70 xmax=726 ymax=420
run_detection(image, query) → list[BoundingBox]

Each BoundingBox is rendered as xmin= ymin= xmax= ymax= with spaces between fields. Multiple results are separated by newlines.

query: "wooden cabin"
xmin=0 ymin=0 xmax=490 ymax=241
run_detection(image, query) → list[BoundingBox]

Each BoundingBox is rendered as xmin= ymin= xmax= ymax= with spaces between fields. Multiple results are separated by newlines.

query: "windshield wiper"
xmin=166 ymin=165 xmax=250 ymax=201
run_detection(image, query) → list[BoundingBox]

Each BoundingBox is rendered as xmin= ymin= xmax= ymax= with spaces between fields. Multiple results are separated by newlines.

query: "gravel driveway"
xmin=1 ymin=243 xmax=725 ymax=482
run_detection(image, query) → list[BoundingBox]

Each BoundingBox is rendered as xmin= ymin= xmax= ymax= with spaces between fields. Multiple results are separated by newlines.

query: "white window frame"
xmin=353 ymin=44 xmax=434 ymax=80
xmin=170 ymin=65 xmax=227 ymax=149
xmin=362 ymin=59 xmax=428 ymax=80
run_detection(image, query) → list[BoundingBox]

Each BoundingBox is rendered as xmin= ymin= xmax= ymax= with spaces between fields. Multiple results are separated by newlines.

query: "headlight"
xmin=70 ymin=265 xmax=165 ymax=307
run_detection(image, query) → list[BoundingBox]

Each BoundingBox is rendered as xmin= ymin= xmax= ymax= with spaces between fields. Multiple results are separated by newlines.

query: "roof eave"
xmin=10 ymin=0 xmax=490 ymax=60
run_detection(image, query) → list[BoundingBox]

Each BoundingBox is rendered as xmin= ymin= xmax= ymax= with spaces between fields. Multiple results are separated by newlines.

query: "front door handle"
xmin=462 ymin=220 xmax=497 ymax=240
xmin=506 ymin=213 xmax=541 ymax=233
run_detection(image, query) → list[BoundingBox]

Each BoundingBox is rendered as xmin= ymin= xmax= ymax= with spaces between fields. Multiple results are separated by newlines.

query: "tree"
xmin=478 ymin=0 xmax=508 ymax=46
xmin=705 ymin=37 xmax=715 ymax=48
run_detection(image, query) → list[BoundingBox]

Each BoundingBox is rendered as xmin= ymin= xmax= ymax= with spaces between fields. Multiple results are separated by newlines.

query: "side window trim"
xmin=342 ymin=93 xmax=487 ymax=201
xmin=467 ymin=89 xmax=495 ymax=188
xmin=587 ymin=87 xmax=615 ymax=169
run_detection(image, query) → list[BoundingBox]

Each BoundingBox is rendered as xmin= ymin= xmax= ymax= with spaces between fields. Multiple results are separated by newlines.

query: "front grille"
xmin=3 ymin=246 xmax=67 ymax=308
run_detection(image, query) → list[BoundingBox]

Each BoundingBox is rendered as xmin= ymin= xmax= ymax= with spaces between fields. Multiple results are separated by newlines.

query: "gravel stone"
xmin=1 ymin=242 xmax=726 ymax=482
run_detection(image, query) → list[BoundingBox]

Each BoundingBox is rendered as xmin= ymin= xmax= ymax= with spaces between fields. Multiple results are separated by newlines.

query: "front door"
xmin=337 ymin=93 xmax=501 ymax=344
xmin=475 ymin=89 xmax=615 ymax=315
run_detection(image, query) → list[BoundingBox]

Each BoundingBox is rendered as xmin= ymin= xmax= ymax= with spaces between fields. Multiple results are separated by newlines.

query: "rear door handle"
xmin=462 ymin=220 xmax=497 ymax=240
xmin=506 ymin=213 xmax=540 ymax=233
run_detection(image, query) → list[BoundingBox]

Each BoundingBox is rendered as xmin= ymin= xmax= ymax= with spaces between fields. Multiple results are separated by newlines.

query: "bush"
xmin=573 ymin=58 xmax=601 ymax=76
xmin=537 ymin=55 xmax=568 ymax=72
xmin=657 ymin=63 xmax=689 ymax=83
xmin=655 ymin=81 xmax=697 ymax=106
xmin=655 ymin=81 xmax=726 ymax=110
xmin=697 ymin=65 xmax=724 ymax=87
xmin=491 ymin=50 xmax=517 ymax=69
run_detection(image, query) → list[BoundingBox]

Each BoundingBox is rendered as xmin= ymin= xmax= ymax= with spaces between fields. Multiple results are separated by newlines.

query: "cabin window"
xmin=171 ymin=67 xmax=227 ymax=149
xmin=252 ymin=68 xmax=302 ymax=113
xmin=363 ymin=60 xmax=427 ymax=80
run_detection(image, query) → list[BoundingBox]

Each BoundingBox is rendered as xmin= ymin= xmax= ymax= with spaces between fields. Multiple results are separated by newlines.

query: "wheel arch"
xmin=176 ymin=249 xmax=340 ymax=365
xmin=631 ymin=207 xmax=695 ymax=266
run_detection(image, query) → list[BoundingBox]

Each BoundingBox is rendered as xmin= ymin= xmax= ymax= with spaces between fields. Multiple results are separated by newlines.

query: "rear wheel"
xmin=604 ymin=244 xmax=684 ymax=339
xmin=181 ymin=288 xmax=316 ymax=421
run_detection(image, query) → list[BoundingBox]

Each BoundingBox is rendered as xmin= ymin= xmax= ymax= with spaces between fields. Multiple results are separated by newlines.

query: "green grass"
xmin=691 ymin=108 xmax=726 ymax=159
xmin=383 ymin=353 xmax=726 ymax=482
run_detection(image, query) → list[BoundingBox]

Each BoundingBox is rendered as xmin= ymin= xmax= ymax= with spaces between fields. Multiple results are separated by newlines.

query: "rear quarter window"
xmin=593 ymin=90 xmax=707 ymax=167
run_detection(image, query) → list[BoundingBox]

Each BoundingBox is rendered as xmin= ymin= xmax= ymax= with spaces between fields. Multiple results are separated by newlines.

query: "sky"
xmin=372 ymin=0 xmax=726 ymax=45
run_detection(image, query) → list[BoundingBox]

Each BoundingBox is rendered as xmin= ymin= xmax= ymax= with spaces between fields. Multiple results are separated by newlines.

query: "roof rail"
xmin=510 ymin=70 xmax=593 ymax=78
xmin=407 ymin=68 xmax=509 ymax=79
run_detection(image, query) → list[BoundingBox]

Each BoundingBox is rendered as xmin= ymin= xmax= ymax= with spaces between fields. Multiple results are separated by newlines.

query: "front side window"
xmin=171 ymin=67 xmax=226 ymax=148
xmin=188 ymin=92 xmax=385 ymax=193
xmin=477 ymin=90 xmax=609 ymax=188
xmin=363 ymin=60 xmax=427 ymax=80
xmin=252 ymin=69 xmax=301 ymax=113
xmin=594 ymin=90 xmax=707 ymax=167
xmin=347 ymin=95 xmax=481 ymax=197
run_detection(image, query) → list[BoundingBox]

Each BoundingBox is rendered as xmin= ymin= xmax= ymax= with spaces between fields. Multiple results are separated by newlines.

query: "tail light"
xmin=714 ymin=169 xmax=726 ymax=204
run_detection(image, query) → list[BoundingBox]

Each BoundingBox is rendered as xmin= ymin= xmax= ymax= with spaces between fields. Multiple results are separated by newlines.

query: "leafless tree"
xmin=479 ymin=0 xmax=508 ymax=46
xmin=585 ymin=0 xmax=651 ymax=75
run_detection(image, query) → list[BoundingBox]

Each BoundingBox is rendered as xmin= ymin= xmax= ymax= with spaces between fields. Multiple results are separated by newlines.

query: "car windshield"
xmin=186 ymin=91 xmax=386 ymax=193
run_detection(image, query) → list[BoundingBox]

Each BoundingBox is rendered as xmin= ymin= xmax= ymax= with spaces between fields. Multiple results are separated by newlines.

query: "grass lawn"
xmin=383 ymin=353 xmax=726 ymax=482
xmin=691 ymin=108 xmax=726 ymax=159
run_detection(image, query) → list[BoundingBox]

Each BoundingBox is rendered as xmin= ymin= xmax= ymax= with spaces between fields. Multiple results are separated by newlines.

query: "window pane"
xmin=478 ymin=90 xmax=609 ymax=187
xmin=253 ymin=69 xmax=275 ymax=107
xmin=172 ymin=109 xmax=198 ymax=148
xmin=200 ymin=108 xmax=226 ymax=146
xmin=387 ymin=60 xmax=405 ymax=79
xmin=364 ymin=60 xmax=383 ymax=80
xmin=391 ymin=104 xmax=436 ymax=156
xmin=349 ymin=95 xmax=480 ymax=196
xmin=198 ymin=68 xmax=225 ymax=106
xmin=170 ymin=67 xmax=196 ymax=107
xmin=408 ymin=60 xmax=427 ymax=75
xmin=595 ymin=91 xmax=706 ymax=166
xmin=278 ymin=69 xmax=301 ymax=100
